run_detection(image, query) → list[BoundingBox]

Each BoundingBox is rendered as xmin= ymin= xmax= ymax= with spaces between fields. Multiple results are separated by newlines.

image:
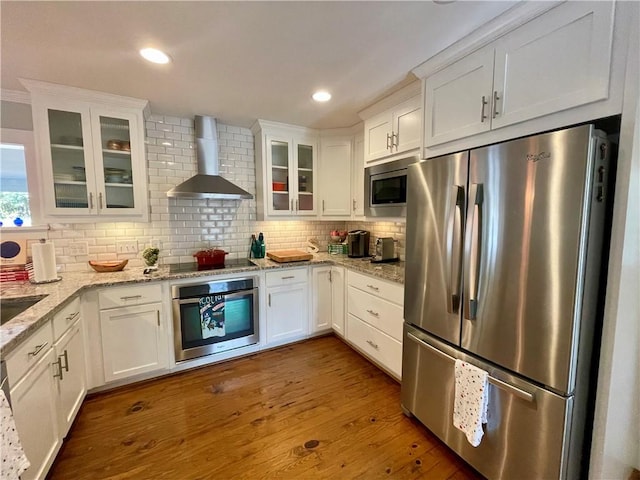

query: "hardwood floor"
xmin=48 ymin=336 xmax=483 ymax=479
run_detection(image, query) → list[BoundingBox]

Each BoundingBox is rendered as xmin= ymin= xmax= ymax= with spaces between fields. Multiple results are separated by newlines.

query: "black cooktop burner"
xmin=168 ymin=258 xmax=255 ymax=274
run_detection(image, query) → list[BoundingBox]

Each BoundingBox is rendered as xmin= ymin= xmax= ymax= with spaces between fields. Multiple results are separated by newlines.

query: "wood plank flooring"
xmin=47 ymin=336 xmax=483 ymax=480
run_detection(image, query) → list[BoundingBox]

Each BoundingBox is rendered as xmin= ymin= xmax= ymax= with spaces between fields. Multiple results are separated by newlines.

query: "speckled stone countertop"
xmin=0 ymin=254 xmax=404 ymax=356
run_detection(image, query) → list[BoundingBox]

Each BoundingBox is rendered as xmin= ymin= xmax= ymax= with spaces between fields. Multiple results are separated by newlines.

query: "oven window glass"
xmin=180 ymin=292 xmax=255 ymax=350
xmin=371 ymin=174 xmax=406 ymax=205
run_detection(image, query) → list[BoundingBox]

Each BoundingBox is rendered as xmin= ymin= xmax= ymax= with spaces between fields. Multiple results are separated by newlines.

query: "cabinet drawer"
xmin=347 ymin=286 xmax=403 ymax=341
xmin=98 ymin=283 xmax=162 ymax=309
xmin=6 ymin=321 xmax=53 ymax=384
xmin=52 ymin=296 xmax=81 ymax=340
xmin=347 ymin=270 xmax=403 ymax=305
xmin=347 ymin=314 xmax=402 ymax=378
xmin=265 ymin=268 xmax=307 ymax=287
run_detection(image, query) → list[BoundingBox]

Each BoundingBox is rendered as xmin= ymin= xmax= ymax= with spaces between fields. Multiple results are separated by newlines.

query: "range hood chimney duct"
xmin=166 ymin=115 xmax=253 ymax=199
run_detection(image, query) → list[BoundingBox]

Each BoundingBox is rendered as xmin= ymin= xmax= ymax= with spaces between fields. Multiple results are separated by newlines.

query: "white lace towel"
xmin=0 ymin=390 xmax=30 ymax=480
xmin=453 ymin=359 xmax=489 ymax=447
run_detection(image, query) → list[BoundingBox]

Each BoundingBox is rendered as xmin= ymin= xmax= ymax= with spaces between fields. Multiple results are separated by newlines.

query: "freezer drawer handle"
xmin=407 ymin=332 xmax=455 ymax=362
xmin=488 ymin=377 xmax=535 ymax=403
xmin=407 ymin=332 xmax=535 ymax=403
xmin=447 ymin=185 xmax=465 ymax=314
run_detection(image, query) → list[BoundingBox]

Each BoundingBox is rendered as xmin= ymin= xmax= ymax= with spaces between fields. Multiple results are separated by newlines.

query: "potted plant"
xmin=142 ymin=247 xmax=159 ymax=273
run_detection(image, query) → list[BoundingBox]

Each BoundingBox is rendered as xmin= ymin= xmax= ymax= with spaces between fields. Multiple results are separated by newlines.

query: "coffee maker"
xmin=347 ymin=230 xmax=370 ymax=258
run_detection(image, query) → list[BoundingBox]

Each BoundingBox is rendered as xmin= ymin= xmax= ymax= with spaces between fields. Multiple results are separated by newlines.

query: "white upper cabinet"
xmin=492 ymin=1 xmax=615 ymax=129
xmin=425 ymin=46 xmax=495 ymax=146
xmin=319 ymin=136 xmax=352 ymax=217
xmin=253 ymin=120 xmax=318 ymax=219
xmin=21 ymin=79 xmax=149 ymax=222
xmin=363 ymin=95 xmax=422 ymax=163
xmin=351 ymin=133 xmax=365 ymax=218
xmin=417 ymin=1 xmax=617 ymax=149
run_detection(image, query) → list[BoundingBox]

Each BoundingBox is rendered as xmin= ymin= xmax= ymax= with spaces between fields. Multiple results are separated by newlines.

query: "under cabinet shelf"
xmin=298 ymin=168 xmax=313 ymax=172
xmin=104 ymin=183 xmax=133 ymax=188
xmin=272 ymin=165 xmax=288 ymax=170
xmin=298 ymin=192 xmax=313 ymax=196
xmin=54 ymin=180 xmax=87 ymax=186
xmin=102 ymin=149 xmax=131 ymax=156
xmin=272 ymin=191 xmax=289 ymax=195
xmin=51 ymin=144 xmax=84 ymax=151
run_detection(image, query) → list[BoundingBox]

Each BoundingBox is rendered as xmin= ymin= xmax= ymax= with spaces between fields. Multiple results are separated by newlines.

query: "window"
xmin=0 ymin=129 xmax=40 ymax=227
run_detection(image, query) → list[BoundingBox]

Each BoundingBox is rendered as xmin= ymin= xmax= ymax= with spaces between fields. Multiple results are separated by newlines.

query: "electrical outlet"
xmin=68 ymin=241 xmax=88 ymax=256
xmin=116 ymin=240 xmax=138 ymax=254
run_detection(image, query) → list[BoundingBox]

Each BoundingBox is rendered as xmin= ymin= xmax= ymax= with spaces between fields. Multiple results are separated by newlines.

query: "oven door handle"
xmin=174 ymin=287 xmax=259 ymax=305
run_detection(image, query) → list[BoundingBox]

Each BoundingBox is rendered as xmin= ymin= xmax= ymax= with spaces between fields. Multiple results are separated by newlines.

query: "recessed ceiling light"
xmin=312 ymin=91 xmax=331 ymax=102
xmin=140 ymin=47 xmax=171 ymax=64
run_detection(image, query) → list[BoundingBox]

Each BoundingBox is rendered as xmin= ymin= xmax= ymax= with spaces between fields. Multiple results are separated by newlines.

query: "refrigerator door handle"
xmin=464 ymin=183 xmax=483 ymax=320
xmin=447 ymin=185 xmax=465 ymax=314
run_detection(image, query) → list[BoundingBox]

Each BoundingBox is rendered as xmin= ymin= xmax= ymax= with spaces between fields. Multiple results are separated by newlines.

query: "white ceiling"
xmin=1 ymin=1 xmax=516 ymax=129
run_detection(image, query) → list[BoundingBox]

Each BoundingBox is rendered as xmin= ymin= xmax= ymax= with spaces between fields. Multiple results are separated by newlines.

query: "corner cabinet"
xmin=252 ymin=120 xmax=318 ymax=219
xmin=22 ymin=79 xmax=150 ymax=222
xmin=319 ymin=136 xmax=352 ymax=217
xmin=363 ymin=95 xmax=421 ymax=163
xmin=421 ymin=1 xmax=616 ymax=147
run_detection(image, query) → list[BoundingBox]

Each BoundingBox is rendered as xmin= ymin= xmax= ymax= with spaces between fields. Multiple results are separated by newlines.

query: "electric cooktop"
xmin=168 ymin=258 xmax=256 ymax=274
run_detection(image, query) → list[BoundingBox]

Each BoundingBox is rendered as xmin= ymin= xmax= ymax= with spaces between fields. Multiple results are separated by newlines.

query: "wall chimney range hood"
xmin=166 ymin=115 xmax=253 ymax=200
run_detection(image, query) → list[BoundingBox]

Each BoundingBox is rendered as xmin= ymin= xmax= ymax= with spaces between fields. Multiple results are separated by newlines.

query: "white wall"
xmin=590 ymin=2 xmax=640 ymax=477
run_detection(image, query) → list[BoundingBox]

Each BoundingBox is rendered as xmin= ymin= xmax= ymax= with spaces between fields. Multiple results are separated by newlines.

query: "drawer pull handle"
xmin=366 ymin=339 xmax=379 ymax=350
xmin=281 ymin=276 xmax=295 ymax=280
xmin=53 ymin=357 xmax=64 ymax=380
xmin=366 ymin=309 xmax=379 ymax=317
xmin=66 ymin=311 xmax=80 ymax=322
xmin=28 ymin=342 xmax=48 ymax=358
xmin=366 ymin=284 xmax=379 ymax=291
xmin=120 ymin=295 xmax=143 ymax=301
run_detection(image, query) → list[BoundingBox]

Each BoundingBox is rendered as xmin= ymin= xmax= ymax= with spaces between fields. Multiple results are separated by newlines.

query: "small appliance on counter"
xmin=347 ymin=230 xmax=370 ymax=258
xmin=372 ymin=237 xmax=399 ymax=263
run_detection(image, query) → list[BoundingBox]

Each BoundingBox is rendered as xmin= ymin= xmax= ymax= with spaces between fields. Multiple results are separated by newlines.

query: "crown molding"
xmin=1 ymin=89 xmax=31 ymax=104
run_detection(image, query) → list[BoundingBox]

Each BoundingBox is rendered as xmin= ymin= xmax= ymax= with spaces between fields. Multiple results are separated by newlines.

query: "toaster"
xmin=372 ymin=237 xmax=398 ymax=263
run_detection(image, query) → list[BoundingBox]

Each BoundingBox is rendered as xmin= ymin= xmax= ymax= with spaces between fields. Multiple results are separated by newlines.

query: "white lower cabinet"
xmin=331 ymin=266 xmax=346 ymax=337
xmin=10 ymin=348 xmax=60 ymax=480
xmin=265 ymin=268 xmax=309 ymax=346
xmin=100 ymin=302 xmax=166 ymax=382
xmin=311 ymin=266 xmax=333 ymax=334
xmin=54 ymin=320 xmax=87 ymax=437
xmin=346 ymin=270 xmax=404 ymax=379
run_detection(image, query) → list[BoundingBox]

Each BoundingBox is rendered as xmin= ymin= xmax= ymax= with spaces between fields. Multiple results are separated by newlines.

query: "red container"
xmin=272 ymin=181 xmax=286 ymax=191
xmin=193 ymin=249 xmax=228 ymax=268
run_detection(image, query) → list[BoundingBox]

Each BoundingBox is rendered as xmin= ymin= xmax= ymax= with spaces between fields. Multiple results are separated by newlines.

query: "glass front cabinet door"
xmin=22 ymin=79 xmax=149 ymax=222
xmin=264 ymin=131 xmax=317 ymax=218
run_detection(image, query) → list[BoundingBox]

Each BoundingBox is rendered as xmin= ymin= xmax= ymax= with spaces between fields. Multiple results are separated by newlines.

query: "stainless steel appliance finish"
xmin=365 ymin=156 xmax=417 ymax=217
xmin=347 ymin=230 xmax=370 ymax=258
xmin=402 ymin=124 xmax=610 ymax=480
xmin=172 ymin=277 xmax=259 ymax=362
xmin=167 ymin=116 xmax=253 ymax=199
xmin=373 ymin=237 xmax=396 ymax=262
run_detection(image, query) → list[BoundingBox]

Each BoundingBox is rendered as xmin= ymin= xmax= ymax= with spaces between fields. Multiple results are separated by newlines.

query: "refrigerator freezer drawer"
xmin=347 ymin=314 xmax=402 ymax=378
xmin=401 ymin=325 xmax=573 ymax=480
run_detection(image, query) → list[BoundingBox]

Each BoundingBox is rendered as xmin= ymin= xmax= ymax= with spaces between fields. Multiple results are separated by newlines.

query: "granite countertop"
xmin=0 ymin=254 xmax=404 ymax=356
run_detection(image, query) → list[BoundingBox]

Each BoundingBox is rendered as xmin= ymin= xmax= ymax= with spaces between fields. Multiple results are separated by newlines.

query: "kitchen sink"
xmin=0 ymin=295 xmax=47 ymax=326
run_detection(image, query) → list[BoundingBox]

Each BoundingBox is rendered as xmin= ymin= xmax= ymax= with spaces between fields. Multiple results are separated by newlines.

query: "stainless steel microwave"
xmin=365 ymin=156 xmax=418 ymax=217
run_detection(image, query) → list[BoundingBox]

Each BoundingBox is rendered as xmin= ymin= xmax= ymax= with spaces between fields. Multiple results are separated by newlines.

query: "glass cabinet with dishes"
xmin=253 ymin=120 xmax=318 ymax=219
xmin=22 ymin=79 xmax=149 ymax=222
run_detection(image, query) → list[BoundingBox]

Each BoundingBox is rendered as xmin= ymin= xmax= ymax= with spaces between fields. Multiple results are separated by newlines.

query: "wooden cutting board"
xmin=266 ymin=249 xmax=313 ymax=263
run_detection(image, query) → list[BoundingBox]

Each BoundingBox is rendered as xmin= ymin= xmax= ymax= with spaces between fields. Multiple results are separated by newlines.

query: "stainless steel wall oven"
xmin=172 ymin=277 xmax=259 ymax=362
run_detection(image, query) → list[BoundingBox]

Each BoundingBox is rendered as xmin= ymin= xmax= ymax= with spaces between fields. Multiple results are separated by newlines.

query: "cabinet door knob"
xmin=53 ymin=357 xmax=64 ymax=380
xmin=386 ymin=133 xmax=392 ymax=150
xmin=290 ymin=199 xmax=294 ymax=212
xmin=60 ymin=350 xmax=69 ymax=372
xmin=89 ymin=192 xmax=94 ymax=209
xmin=366 ymin=339 xmax=379 ymax=350
xmin=99 ymin=192 xmax=104 ymax=209
xmin=492 ymin=91 xmax=500 ymax=119
xmin=28 ymin=342 xmax=48 ymax=358
xmin=353 ymin=199 xmax=356 ymax=211
xmin=366 ymin=309 xmax=379 ymax=317
xmin=366 ymin=284 xmax=379 ymax=291
xmin=392 ymin=132 xmax=398 ymax=148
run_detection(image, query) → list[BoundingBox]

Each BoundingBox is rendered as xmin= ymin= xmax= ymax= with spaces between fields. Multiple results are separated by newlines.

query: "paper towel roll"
xmin=32 ymin=240 xmax=57 ymax=282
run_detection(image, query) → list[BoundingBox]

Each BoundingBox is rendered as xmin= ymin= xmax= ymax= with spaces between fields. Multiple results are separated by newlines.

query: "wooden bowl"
xmin=89 ymin=260 xmax=128 ymax=272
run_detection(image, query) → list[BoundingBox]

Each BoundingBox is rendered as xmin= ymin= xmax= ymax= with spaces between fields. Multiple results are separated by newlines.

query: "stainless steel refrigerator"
xmin=401 ymin=124 xmax=610 ymax=480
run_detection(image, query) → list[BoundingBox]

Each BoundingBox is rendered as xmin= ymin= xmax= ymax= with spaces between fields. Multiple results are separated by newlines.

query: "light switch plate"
xmin=68 ymin=241 xmax=88 ymax=256
xmin=116 ymin=240 xmax=138 ymax=254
